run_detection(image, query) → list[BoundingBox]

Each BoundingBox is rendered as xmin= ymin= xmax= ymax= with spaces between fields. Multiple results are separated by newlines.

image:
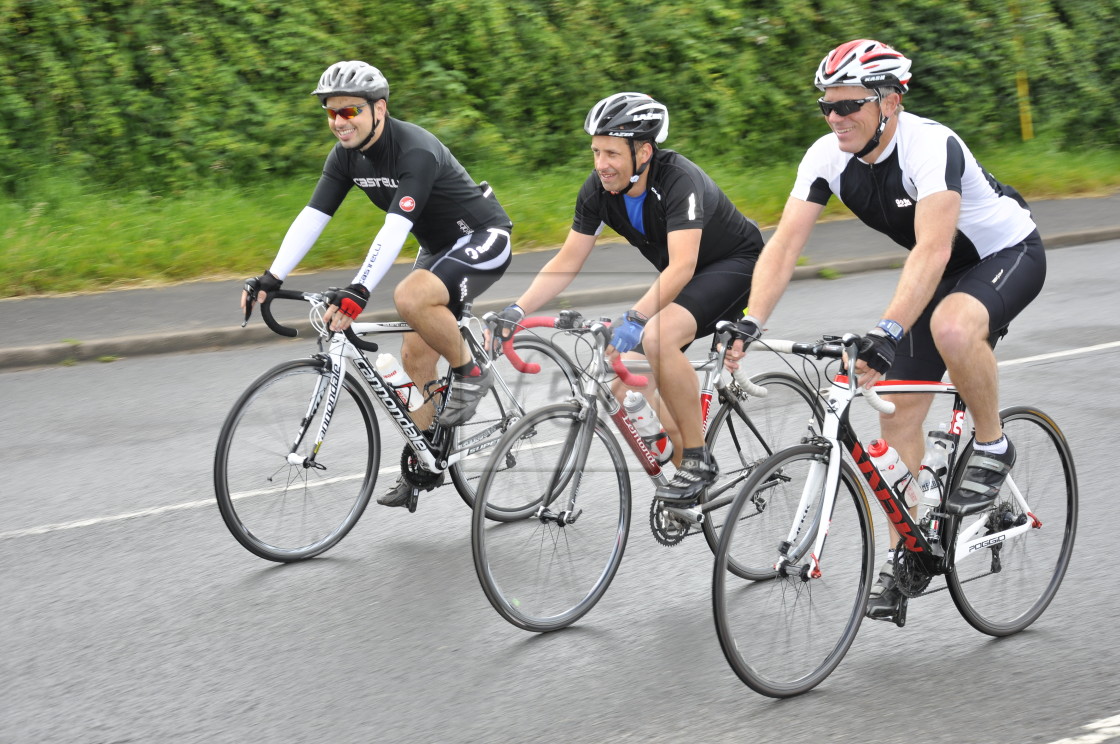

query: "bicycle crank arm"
xmin=664 ymin=505 xmax=705 ymax=525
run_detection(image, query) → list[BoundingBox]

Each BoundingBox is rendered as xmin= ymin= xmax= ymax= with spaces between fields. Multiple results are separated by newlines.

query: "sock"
xmin=452 ymin=362 xmax=481 ymax=377
xmin=974 ymin=435 xmax=1008 ymax=455
xmin=681 ymin=446 xmax=707 ymax=463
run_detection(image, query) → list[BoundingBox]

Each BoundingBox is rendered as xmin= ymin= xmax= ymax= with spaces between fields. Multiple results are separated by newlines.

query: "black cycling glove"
xmin=491 ymin=303 xmax=525 ymax=354
xmin=859 ymin=328 xmax=898 ymax=375
xmin=245 ymin=270 xmax=282 ymax=298
xmin=329 ymin=283 xmax=371 ymax=319
xmin=733 ymin=315 xmax=763 ymax=344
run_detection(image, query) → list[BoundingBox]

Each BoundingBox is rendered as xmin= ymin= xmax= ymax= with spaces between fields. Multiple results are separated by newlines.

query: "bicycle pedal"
xmin=407 ymin=490 xmax=420 ymax=514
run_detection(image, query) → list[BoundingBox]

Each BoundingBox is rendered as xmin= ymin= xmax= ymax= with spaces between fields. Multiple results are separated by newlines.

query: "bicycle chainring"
xmin=892 ymin=542 xmax=934 ymax=598
xmin=649 ymin=498 xmax=695 ymax=547
xmin=400 ymin=445 xmax=443 ymax=490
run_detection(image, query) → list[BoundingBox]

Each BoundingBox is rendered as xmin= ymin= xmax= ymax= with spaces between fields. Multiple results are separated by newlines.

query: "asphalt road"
xmin=2 ymin=241 xmax=1118 ymax=743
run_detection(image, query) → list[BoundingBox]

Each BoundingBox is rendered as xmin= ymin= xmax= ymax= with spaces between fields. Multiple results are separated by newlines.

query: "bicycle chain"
xmin=399 ymin=444 xmax=443 ymax=490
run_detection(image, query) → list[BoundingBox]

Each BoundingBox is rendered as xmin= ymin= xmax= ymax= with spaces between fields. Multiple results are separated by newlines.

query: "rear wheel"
xmin=702 ymin=372 xmax=822 ymax=578
xmin=946 ymin=406 xmax=1077 ymax=635
xmin=450 ymin=336 xmax=578 ymax=519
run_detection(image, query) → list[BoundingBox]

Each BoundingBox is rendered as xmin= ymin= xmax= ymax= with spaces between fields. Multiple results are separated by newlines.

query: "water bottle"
xmin=867 ymin=439 xmax=920 ymax=508
xmin=623 ymin=390 xmax=673 ymax=463
xmin=915 ymin=426 xmax=954 ymax=541
xmin=376 ymin=353 xmax=422 ymax=411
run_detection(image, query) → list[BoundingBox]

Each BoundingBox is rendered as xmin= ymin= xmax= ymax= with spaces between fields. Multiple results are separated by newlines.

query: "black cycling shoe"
xmin=865 ymin=561 xmax=908 ymax=627
xmin=945 ymin=438 xmax=1016 ymax=516
xmin=656 ymin=450 xmax=719 ymax=506
xmin=437 ymin=366 xmax=493 ymax=427
xmin=377 ymin=477 xmax=420 ymax=511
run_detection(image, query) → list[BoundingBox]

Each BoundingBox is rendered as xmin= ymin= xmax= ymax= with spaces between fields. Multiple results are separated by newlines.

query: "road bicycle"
xmin=213 ymin=288 xmax=579 ymax=562
xmin=470 ymin=313 xmax=822 ymax=632
xmin=711 ymin=333 xmax=1078 ymax=697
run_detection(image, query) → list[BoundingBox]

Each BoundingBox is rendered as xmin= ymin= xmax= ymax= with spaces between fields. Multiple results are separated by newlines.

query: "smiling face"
xmin=590 ymin=135 xmax=652 ymax=194
xmin=324 ymin=95 xmax=383 ymax=149
xmin=819 ymin=85 xmax=900 ymax=161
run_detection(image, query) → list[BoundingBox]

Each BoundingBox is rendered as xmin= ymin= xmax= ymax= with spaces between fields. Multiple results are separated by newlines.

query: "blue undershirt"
xmin=624 ymin=191 xmax=647 ymax=235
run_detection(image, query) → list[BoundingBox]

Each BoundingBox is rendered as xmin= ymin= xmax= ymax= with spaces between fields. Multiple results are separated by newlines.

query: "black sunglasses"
xmin=817 ymin=96 xmax=879 ymax=117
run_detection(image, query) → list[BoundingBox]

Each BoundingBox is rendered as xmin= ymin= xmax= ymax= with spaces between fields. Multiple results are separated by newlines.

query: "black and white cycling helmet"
xmin=584 ymin=92 xmax=669 ymax=143
xmin=312 ymin=60 xmax=390 ymax=104
xmin=814 ymin=39 xmax=911 ymax=94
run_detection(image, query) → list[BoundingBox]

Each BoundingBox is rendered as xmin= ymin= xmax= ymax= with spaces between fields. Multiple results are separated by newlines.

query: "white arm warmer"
xmin=268 ymin=207 xmax=333 ymax=280
xmin=352 ymin=212 xmax=414 ymax=291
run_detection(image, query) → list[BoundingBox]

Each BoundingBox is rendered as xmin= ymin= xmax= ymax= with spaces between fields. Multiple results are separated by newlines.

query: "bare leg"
xmin=931 ymin=292 xmax=1002 ymax=443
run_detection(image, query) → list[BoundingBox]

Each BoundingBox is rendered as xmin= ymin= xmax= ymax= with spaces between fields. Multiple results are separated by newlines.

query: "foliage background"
xmin=1 ymin=0 xmax=1117 ymax=197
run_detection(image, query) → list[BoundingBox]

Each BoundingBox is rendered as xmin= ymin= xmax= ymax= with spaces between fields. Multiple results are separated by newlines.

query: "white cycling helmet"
xmin=815 ymin=39 xmax=911 ymax=93
xmin=312 ymin=60 xmax=390 ymax=104
xmin=584 ymin=92 xmax=669 ymax=143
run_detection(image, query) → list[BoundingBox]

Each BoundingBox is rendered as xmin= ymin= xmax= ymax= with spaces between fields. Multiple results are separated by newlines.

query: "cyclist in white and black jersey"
xmin=495 ymin=92 xmax=765 ymax=505
xmin=241 ymin=60 xmax=513 ymax=509
xmin=725 ymin=40 xmax=1046 ymax=622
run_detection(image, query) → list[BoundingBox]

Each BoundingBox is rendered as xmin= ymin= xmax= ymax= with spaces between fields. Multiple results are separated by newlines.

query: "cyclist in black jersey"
xmin=494 ymin=93 xmax=765 ymax=505
xmin=241 ymin=60 xmax=514 ymax=509
xmin=725 ymin=40 xmax=1046 ymax=622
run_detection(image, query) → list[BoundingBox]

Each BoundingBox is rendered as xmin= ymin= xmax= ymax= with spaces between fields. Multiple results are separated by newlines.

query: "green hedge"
xmin=1 ymin=0 xmax=1116 ymax=196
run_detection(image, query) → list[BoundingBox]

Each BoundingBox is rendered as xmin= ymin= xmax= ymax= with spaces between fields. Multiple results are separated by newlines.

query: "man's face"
xmin=819 ymin=86 xmax=882 ymax=154
xmin=590 ymin=135 xmax=641 ymax=193
xmin=324 ymin=95 xmax=377 ymax=148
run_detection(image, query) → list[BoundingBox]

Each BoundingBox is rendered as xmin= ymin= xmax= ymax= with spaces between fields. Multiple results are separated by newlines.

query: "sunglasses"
xmin=817 ymin=96 xmax=879 ymax=117
xmin=323 ymin=104 xmax=367 ymax=120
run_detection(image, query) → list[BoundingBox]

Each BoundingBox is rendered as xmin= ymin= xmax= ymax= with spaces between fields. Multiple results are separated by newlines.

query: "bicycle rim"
xmin=451 ymin=336 xmax=579 ymax=520
xmin=713 ymin=444 xmax=873 ymax=697
xmin=703 ymin=372 xmax=822 ymax=579
xmin=946 ymin=407 xmax=1078 ymax=636
xmin=472 ymin=403 xmax=631 ymax=632
xmin=214 ymin=358 xmax=378 ymax=562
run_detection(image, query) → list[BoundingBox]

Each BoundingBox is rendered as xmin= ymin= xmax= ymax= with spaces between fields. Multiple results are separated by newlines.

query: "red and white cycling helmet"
xmin=814 ymin=39 xmax=911 ymax=93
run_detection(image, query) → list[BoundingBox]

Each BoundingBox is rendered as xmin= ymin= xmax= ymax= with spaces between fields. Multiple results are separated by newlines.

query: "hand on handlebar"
xmin=323 ymin=283 xmax=370 ymax=332
xmin=489 ymin=304 xmax=526 ymax=356
xmin=241 ymin=271 xmax=282 ymax=325
xmin=723 ymin=315 xmax=763 ymax=373
xmin=852 ymin=328 xmax=897 ymax=388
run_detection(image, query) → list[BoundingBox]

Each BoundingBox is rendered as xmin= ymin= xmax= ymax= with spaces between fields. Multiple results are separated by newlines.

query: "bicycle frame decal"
xmin=850 ymin=440 xmax=924 ymax=552
xmin=700 ymin=389 xmax=714 ymax=431
xmin=351 ymin=355 xmax=431 ymax=454
xmin=610 ymin=407 xmax=662 ymax=476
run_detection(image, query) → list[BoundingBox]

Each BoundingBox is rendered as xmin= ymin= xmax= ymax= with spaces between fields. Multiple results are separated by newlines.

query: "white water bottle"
xmin=916 ymin=425 xmax=954 ymax=512
xmin=867 ymin=439 xmax=920 ymax=508
xmin=376 ymin=353 xmax=422 ymax=411
xmin=623 ymin=390 xmax=674 ymax=464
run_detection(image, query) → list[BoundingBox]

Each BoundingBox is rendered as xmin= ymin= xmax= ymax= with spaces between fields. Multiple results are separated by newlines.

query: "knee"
xmin=931 ymin=297 xmax=988 ymax=355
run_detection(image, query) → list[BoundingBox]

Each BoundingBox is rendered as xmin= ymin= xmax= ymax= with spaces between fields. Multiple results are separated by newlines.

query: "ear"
xmin=881 ymin=91 xmax=902 ymax=117
xmin=638 ymin=140 xmax=655 ymax=164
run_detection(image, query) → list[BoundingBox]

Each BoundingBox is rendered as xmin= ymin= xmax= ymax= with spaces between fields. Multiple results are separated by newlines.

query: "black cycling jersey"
xmin=308 ymin=116 xmax=511 ymax=253
xmin=793 ymin=112 xmax=1036 ymax=275
xmin=572 ymin=149 xmax=763 ymax=270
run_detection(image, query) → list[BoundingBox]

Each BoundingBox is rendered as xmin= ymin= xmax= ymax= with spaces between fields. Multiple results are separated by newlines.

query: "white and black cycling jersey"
xmin=792 ymin=111 xmax=1037 ymax=274
xmin=308 ymin=116 xmax=511 ymax=253
xmin=572 ymin=149 xmax=763 ymax=270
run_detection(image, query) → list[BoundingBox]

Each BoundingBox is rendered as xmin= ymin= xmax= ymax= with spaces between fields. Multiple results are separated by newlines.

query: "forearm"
xmin=746 ymin=239 xmax=800 ymax=325
xmin=269 ymin=207 xmax=332 ymax=279
xmin=515 ymin=256 xmax=580 ymax=314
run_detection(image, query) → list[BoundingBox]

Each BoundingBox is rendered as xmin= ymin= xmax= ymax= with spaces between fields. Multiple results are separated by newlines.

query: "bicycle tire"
xmin=945 ymin=406 xmax=1078 ymax=636
xmin=702 ymin=371 xmax=822 ymax=579
xmin=471 ymin=402 xmax=631 ymax=632
xmin=713 ymin=443 xmax=874 ymax=698
xmin=214 ymin=357 xmax=379 ymax=562
xmin=450 ymin=335 xmax=579 ymax=520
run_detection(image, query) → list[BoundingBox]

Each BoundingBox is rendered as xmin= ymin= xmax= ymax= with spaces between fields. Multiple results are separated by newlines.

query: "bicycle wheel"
xmin=450 ymin=335 xmax=579 ymax=518
xmin=214 ymin=357 xmax=379 ymax=562
xmin=713 ymin=443 xmax=874 ymax=698
xmin=945 ymin=406 xmax=1077 ymax=636
xmin=702 ymin=372 xmax=822 ymax=579
xmin=472 ymin=402 xmax=631 ymax=632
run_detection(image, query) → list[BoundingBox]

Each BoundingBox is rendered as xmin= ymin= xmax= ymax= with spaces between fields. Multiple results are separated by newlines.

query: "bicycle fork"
xmin=535 ymin=402 xmax=599 ymax=526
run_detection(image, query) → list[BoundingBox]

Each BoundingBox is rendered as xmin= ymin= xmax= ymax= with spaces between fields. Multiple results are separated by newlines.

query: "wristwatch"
xmin=876 ymin=319 xmax=904 ymax=342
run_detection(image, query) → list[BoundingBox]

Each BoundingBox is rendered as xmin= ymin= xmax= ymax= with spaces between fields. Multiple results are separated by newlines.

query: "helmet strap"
xmin=617 ymin=140 xmax=652 ymax=195
xmin=854 ymin=91 xmax=890 ymax=160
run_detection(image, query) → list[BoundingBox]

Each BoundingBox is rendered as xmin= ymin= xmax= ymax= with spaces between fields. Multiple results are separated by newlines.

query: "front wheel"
xmin=214 ymin=358 xmax=380 ymax=562
xmin=713 ymin=443 xmax=874 ymax=698
xmin=702 ymin=372 xmax=822 ymax=578
xmin=471 ymin=402 xmax=631 ymax=632
xmin=945 ymin=406 xmax=1077 ymax=636
xmin=450 ymin=335 xmax=579 ymax=519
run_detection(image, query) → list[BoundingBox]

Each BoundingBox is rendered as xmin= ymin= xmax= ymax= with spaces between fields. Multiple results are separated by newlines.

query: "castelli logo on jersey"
xmin=399 ymin=196 xmax=416 ymax=212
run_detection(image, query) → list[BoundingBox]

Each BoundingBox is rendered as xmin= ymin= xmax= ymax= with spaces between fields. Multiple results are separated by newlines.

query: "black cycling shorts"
xmin=673 ymin=254 xmax=756 ymax=339
xmin=414 ymin=227 xmax=512 ymax=318
xmin=889 ymin=230 xmax=1046 ymax=382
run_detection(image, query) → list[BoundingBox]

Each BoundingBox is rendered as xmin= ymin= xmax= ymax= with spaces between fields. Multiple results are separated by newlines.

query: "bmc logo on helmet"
xmin=399 ymin=196 xmax=416 ymax=212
